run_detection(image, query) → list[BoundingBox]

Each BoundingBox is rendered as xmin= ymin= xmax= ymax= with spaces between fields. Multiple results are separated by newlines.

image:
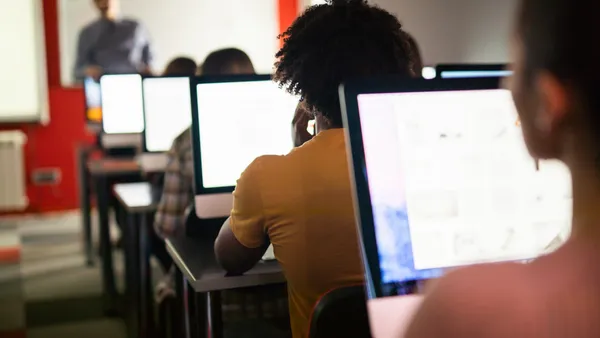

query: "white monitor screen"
xmin=357 ymin=89 xmax=571 ymax=286
xmin=196 ymin=80 xmax=298 ymax=189
xmin=101 ymin=74 xmax=144 ymax=134
xmin=143 ymin=77 xmax=192 ymax=152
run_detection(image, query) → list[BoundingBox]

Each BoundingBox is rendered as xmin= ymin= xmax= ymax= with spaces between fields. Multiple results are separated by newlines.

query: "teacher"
xmin=74 ymin=0 xmax=153 ymax=81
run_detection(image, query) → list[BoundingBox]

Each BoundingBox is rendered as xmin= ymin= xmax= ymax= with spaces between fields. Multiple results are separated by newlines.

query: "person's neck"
xmin=566 ymin=152 xmax=600 ymax=242
xmin=100 ymin=12 xmax=117 ymax=21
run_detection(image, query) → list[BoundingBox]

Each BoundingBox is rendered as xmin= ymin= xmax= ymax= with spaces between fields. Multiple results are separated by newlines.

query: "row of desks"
xmin=77 ymin=146 xmax=285 ymax=338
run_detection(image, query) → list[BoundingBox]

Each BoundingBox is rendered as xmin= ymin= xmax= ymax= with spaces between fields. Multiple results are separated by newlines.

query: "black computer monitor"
xmin=435 ymin=64 xmax=512 ymax=79
xmin=339 ymin=76 xmax=570 ymax=300
xmin=190 ymin=75 xmax=298 ymax=219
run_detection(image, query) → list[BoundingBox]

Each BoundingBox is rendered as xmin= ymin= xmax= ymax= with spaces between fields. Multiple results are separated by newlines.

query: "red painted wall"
xmin=0 ymin=0 xmax=94 ymax=214
xmin=1 ymin=0 xmax=299 ymax=215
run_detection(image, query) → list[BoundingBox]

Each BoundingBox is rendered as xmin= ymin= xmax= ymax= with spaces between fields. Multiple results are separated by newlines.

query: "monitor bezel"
xmin=190 ymin=74 xmax=273 ymax=195
xmin=435 ymin=63 xmax=510 ymax=79
xmin=339 ymin=76 xmax=503 ymax=299
xmin=100 ymin=73 xmax=145 ymax=135
xmin=141 ymin=75 xmax=193 ymax=153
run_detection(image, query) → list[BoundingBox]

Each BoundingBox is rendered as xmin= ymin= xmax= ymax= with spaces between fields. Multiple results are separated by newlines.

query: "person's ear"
xmin=535 ymin=72 xmax=568 ymax=136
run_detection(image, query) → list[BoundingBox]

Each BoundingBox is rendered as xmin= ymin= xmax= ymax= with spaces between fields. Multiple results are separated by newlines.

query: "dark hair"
xmin=518 ymin=0 xmax=600 ymax=114
xmin=274 ymin=0 xmax=418 ymax=128
xmin=406 ymin=34 xmax=424 ymax=72
xmin=163 ymin=57 xmax=197 ymax=76
xmin=201 ymin=48 xmax=255 ymax=76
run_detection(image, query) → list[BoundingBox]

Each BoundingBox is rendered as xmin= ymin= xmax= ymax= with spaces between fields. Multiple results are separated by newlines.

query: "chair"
xmin=308 ymin=285 xmax=371 ymax=338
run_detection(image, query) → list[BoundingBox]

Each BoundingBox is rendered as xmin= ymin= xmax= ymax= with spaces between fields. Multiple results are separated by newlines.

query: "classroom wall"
xmin=371 ymin=0 xmax=518 ymax=64
xmin=0 ymin=0 xmax=95 ymax=214
xmin=0 ymin=0 xmax=299 ymax=215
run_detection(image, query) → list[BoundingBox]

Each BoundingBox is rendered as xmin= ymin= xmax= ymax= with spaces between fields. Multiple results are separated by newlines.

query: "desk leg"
xmin=95 ymin=175 xmax=118 ymax=314
xmin=175 ymin=269 xmax=187 ymax=338
xmin=78 ymin=146 xmax=93 ymax=267
xmin=139 ymin=213 xmax=154 ymax=337
xmin=125 ymin=212 xmax=140 ymax=338
xmin=206 ymin=291 xmax=223 ymax=338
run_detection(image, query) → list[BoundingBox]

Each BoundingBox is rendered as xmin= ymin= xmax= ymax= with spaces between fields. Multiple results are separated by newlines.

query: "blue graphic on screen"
xmin=440 ymin=70 xmax=513 ymax=79
xmin=374 ymin=205 xmax=443 ymax=288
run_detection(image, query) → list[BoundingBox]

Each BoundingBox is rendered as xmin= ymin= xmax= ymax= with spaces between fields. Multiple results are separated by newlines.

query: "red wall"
xmin=1 ymin=0 xmax=299 ymax=215
xmin=0 ymin=0 xmax=94 ymax=214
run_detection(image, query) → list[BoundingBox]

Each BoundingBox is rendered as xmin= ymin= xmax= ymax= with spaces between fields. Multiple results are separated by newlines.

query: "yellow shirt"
xmin=229 ymin=128 xmax=365 ymax=338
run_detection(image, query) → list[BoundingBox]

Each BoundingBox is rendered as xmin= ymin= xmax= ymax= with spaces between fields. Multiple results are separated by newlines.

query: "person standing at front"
xmin=74 ymin=0 xmax=153 ymax=81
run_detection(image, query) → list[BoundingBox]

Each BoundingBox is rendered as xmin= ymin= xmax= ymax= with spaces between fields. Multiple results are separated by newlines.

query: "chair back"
xmin=308 ymin=285 xmax=371 ymax=338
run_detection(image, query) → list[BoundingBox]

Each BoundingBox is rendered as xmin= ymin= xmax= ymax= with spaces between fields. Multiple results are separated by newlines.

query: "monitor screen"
xmin=100 ymin=74 xmax=144 ymax=134
xmin=143 ymin=77 xmax=192 ymax=152
xmin=84 ymin=77 xmax=102 ymax=122
xmin=195 ymin=79 xmax=298 ymax=190
xmin=356 ymin=88 xmax=571 ymax=296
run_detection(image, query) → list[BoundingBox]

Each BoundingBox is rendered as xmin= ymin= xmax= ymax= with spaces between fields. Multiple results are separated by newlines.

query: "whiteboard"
xmin=0 ymin=0 xmax=49 ymax=123
xmin=58 ymin=0 xmax=279 ymax=86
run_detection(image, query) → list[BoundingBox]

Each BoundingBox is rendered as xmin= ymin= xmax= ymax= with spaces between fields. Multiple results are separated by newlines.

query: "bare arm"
xmin=214 ymin=218 xmax=269 ymax=275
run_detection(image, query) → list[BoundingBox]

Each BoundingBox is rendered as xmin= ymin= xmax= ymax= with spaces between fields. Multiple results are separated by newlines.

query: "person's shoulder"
xmin=80 ymin=19 xmax=101 ymax=35
xmin=406 ymin=262 xmax=539 ymax=337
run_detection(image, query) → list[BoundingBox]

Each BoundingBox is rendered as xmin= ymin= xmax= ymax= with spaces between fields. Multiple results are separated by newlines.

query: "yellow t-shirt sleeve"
xmin=229 ymin=157 xmax=267 ymax=249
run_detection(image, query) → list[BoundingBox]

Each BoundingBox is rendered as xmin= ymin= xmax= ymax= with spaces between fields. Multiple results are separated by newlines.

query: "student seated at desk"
xmin=404 ymin=0 xmax=600 ymax=337
xmin=213 ymin=1 xmax=421 ymax=337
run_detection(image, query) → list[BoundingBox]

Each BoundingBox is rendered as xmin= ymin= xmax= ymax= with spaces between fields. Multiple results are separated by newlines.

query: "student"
xmin=146 ymin=56 xmax=198 ymax=272
xmin=153 ymin=48 xmax=255 ymax=240
xmin=74 ymin=0 xmax=153 ymax=81
xmin=213 ymin=1 xmax=419 ymax=336
xmin=162 ymin=57 xmax=197 ymax=76
xmin=405 ymin=0 xmax=600 ymax=337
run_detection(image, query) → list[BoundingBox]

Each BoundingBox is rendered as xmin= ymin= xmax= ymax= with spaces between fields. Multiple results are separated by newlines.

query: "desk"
xmin=166 ymin=234 xmax=285 ymax=338
xmin=113 ymin=182 xmax=158 ymax=338
xmin=87 ymin=158 xmax=141 ymax=313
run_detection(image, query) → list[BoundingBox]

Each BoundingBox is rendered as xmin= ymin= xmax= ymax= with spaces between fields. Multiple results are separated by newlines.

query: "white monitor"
xmin=191 ymin=75 xmax=298 ymax=218
xmin=100 ymin=74 xmax=144 ymax=135
xmin=142 ymin=77 xmax=192 ymax=152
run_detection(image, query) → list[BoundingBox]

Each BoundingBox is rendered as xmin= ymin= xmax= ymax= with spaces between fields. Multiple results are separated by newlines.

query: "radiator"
xmin=0 ymin=131 xmax=28 ymax=211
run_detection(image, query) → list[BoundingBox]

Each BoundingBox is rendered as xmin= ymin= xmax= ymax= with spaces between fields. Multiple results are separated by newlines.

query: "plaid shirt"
xmin=153 ymin=128 xmax=195 ymax=239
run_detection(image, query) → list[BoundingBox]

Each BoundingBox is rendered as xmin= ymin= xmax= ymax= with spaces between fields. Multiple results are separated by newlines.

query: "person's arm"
xmin=292 ymin=102 xmax=314 ymax=147
xmin=138 ymin=24 xmax=154 ymax=75
xmin=214 ymin=158 xmax=270 ymax=275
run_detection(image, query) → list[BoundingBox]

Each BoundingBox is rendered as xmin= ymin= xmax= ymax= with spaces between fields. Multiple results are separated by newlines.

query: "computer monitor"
xmin=191 ymin=75 xmax=299 ymax=219
xmin=435 ymin=64 xmax=512 ymax=79
xmin=84 ymin=77 xmax=102 ymax=124
xmin=340 ymin=77 xmax=571 ymax=300
xmin=142 ymin=76 xmax=192 ymax=153
xmin=100 ymin=74 xmax=145 ymax=135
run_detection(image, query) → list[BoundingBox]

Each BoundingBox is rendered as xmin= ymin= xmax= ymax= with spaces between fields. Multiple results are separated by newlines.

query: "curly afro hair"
xmin=274 ymin=0 xmax=418 ymax=128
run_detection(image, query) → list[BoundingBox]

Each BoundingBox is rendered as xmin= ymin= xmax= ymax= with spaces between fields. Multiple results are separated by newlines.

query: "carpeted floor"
xmin=0 ymin=211 xmax=127 ymax=338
